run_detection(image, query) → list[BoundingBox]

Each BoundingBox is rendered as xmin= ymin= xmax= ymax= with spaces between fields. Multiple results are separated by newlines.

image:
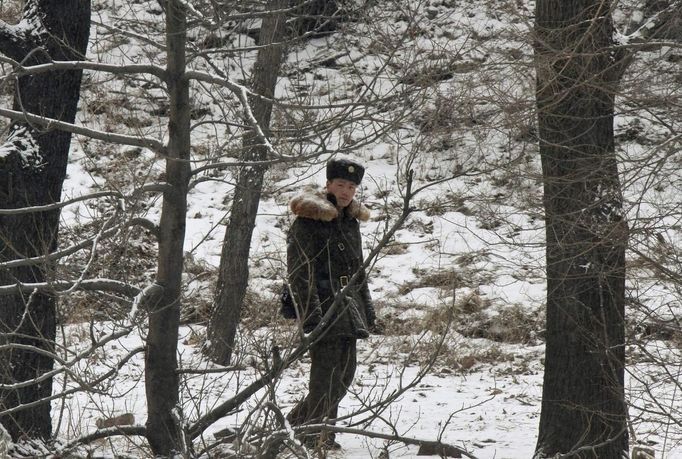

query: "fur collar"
xmin=289 ymin=188 xmax=370 ymax=222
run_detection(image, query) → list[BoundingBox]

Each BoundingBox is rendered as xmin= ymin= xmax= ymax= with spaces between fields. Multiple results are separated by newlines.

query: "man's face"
xmin=326 ymin=178 xmax=358 ymax=208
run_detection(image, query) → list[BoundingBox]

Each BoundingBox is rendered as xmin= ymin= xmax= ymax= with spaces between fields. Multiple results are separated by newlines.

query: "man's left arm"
xmin=358 ymin=269 xmax=385 ymax=334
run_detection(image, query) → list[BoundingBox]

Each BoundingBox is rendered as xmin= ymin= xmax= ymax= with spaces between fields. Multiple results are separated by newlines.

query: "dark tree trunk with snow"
xmin=206 ymin=0 xmax=289 ymax=365
xmin=534 ymin=1 xmax=629 ymax=458
xmin=144 ymin=0 xmax=190 ymax=454
xmin=0 ymin=0 xmax=90 ymax=441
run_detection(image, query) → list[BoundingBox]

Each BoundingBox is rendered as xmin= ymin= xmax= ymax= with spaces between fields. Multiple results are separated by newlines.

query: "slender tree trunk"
xmin=0 ymin=0 xmax=90 ymax=440
xmin=207 ymin=0 xmax=289 ymax=365
xmin=144 ymin=0 xmax=190 ymax=454
xmin=534 ymin=1 xmax=629 ymax=458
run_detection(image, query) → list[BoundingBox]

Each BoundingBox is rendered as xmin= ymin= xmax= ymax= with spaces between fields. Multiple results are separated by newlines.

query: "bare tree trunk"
xmin=534 ymin=1 xmax=629 ymax=458
xmin=0 ymin=0 xmax=90 ymax=441
xmin=207 ymin=0 xmax=289 ymax=365
xmin=144 ymin=0 xmax=190 ymax=454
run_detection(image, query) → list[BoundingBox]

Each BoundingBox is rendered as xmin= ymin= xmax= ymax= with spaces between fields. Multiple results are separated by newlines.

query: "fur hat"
xmin=326 ymin=158 xmax=365 ymax=184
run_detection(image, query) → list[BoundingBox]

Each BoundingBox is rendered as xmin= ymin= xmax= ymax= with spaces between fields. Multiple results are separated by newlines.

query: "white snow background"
xmin=9 ymin=0 xmax=680 ymax=457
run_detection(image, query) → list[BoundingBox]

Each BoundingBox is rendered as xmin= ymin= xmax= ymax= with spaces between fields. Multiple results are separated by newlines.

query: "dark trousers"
xmin=287 ymin=337 xmax=357 ymax=440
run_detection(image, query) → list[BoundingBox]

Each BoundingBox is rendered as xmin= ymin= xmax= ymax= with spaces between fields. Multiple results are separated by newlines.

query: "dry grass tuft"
xmin=399 ymin=268 xmax=463 ymax=295
xmin=241 ymin=287 xmax=284 ymax=330
xmin=441 ymin=345 xmax=517 ymax=372
xmin=459 ymin=303 xmax=544 ymax=345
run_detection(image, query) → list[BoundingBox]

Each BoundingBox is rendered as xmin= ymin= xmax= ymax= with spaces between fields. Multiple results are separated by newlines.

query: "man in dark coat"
xmin=286 ymin=157 xmax=377 ymax=450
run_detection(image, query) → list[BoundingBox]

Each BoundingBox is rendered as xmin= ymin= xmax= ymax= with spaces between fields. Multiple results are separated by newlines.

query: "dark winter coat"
xmin=287 ymin=188 xmax=376 ymax=339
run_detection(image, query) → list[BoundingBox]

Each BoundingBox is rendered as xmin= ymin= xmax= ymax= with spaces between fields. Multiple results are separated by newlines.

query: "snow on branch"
xmin=0 ymin=22 xmax=28 ymax=61
xmin=176 ymin=0 xmax=205 ymax=20
xmin=616 ymin=0 xmax=682 ymax=45
xmin=186 ymin=67 xmax=386 ymax=111
xmin=59 ymin=425 xmax=147 ymax=453
xmin=0 ymin=124 xmax=44 ymax=171
xmin=16 ymin=0 xmax=47 ymax=40
xmin=129 ymin=282 xmax=164 ymax=322
xmin=0 ymin=1 xmax=44 ymax=62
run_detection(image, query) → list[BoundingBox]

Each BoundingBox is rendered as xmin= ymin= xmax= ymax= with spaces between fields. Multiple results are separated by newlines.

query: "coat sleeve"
xmin=357 ymin=243 xmax=376 ymax=327
xmin=358 ymin=270 xmax=376 ymax=326
xmin=287 ymin=218 xmax=323 ymax=327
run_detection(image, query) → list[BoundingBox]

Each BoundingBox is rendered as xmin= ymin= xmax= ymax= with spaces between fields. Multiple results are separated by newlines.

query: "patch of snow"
xmin=0 ymin=125 xmax=44 ymax=171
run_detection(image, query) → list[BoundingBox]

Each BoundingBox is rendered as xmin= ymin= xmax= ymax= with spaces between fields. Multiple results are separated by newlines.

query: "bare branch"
xmin=92 ymin=19 xmax=166 ymax=52
xmin=0 ymin=191 xmax=121 ymax=215
xmin=60 ymin=425 xmax=147 ymax=451
xmin=291 ymin=424 xmax=478 ymax=459
xmin=176 ymin=365 xmax=245 ymax=374
xmin=0 ymin=58 xmax=168 ymax=81
xmin=620 ymin=0 xmax=682 ymax=42
xmin=0 ymin=107 xmax=167 ymax=155
xmin=0 ymin=279 xmax=140 ymax=297
xmin=185 ymin=68 xmax=396 ymax=110
xmin=0 ymin=218 xmax=154 ymax=269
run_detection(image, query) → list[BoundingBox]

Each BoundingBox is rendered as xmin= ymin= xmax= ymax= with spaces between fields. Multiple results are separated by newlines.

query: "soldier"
xmin=286 ymin=156 xmax=379 ymax=450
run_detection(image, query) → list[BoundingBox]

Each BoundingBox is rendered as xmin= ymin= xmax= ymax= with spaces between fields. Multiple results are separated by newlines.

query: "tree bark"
xmin=534 ymin=1 xmax=629 ymax=458
xmin=206 ymin=0 xmax=289 ymax=365
xmin=144 ymin=0 xmax=190 ymax=454
xmin=0 ymin=0 xmax=90 ymax=441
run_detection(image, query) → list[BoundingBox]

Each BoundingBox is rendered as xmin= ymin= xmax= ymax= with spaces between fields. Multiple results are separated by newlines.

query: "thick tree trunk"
xmin=534 ymin=1 xmax=629 ymax=458
xmin=144 ymin=0 xmax=190 ymax=454
xmin=0 ymin=0 xmax=90 ymax=441
xmin=206 ymin=0 xmax=289 ymax=365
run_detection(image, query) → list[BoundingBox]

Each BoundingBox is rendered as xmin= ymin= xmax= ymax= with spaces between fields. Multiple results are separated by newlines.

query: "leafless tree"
xmin=206 ymin=0 xmax=292 ymax=366
xmin=532 ymin=0 xmax=682 ymax=457
xmin=0 ymin=0 xmax=91 ymax=441
xmin=533 ymin=1 xmax=630 ymax=457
